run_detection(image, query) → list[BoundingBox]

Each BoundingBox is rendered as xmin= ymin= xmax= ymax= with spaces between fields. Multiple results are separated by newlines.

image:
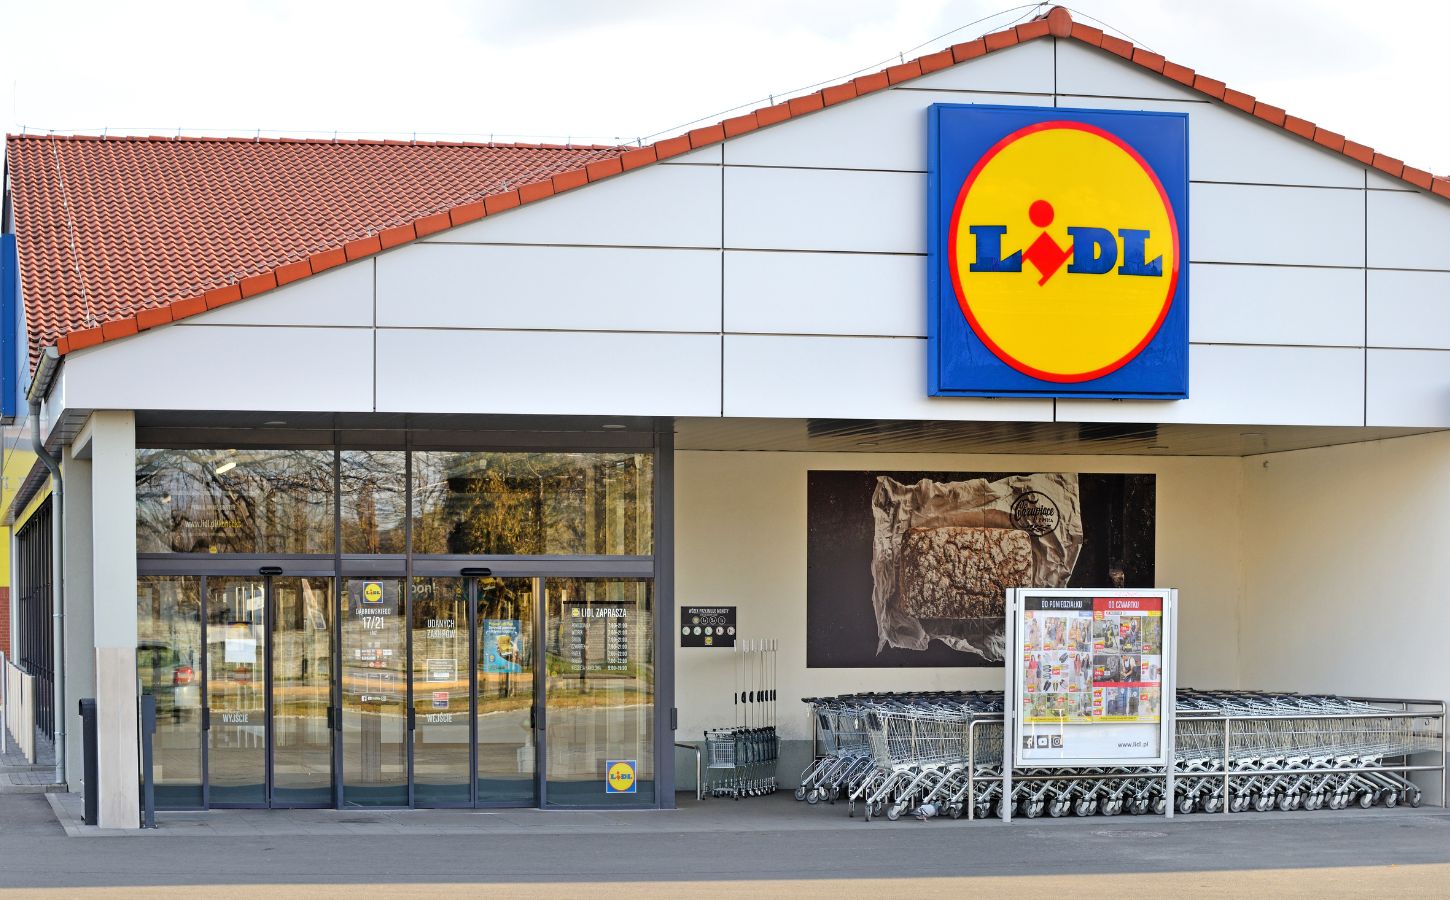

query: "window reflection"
xmin=136 ymin=449 xmax=334 ymax=554
xmin=411 ymin=452 xmax=653 ymax=556
xmin=340 ymin=451 xmax=406 ymax=554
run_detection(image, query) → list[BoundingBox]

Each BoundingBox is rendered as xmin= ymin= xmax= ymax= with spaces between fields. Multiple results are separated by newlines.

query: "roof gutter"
xmin=26 ymin=345 xmax=65 ymax=786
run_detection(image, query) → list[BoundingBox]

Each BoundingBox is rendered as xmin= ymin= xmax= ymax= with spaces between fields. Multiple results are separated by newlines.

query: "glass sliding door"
xmin=476 ymin=577 xmax=537 ymax=805
xmin=411 ymin=578 xmax=471 ymax=806
xmin=543 ymin=578 xmax=654 ymax=806
xmin=341 ymin=577 xmax=408 ymax=806
xmin=270 ymin=577 xmax=334 ymax=806
xmin=136 ymin=576 xmax=204 ymax=808
xmin=205 ymin=577 xmax=268 ymax=806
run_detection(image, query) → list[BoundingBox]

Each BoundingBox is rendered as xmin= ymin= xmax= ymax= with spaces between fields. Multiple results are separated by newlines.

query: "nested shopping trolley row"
xmin=795 ymin=690 xmax=1445 ymax=822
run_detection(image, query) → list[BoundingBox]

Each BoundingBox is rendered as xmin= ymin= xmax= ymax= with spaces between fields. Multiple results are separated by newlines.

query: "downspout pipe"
xmin=27 ymin=348 xmax=64 ymax=786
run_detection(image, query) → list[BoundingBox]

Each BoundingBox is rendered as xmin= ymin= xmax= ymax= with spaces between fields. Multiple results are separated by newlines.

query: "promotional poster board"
xmin=1006 ymin=588 xmax=1176 ymax=769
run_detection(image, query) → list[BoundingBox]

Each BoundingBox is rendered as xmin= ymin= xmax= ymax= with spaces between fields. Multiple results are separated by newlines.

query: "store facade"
xmin=3 ymin=7 xmax=1448 ymax=827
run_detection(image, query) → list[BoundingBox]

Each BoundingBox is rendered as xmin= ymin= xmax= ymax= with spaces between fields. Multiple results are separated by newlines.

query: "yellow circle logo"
xmin=949 ymin=121 xmax=1179 ymax=382
xmin=606 ymin=760 xmax=636 ymax=793
xmin=363 ymin=582 xmax=383 ymax=604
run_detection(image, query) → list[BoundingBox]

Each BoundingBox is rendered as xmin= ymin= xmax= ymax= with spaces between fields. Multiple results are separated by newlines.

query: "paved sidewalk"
xmin=0 ymin=727 xmax=61 ymax=795
xmin=5 ymin=791 xmax=1450 ymax=896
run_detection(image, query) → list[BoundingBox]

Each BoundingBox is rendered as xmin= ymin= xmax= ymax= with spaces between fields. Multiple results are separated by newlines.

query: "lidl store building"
xmin=1 ymin=7 xmax=1447 ymax=827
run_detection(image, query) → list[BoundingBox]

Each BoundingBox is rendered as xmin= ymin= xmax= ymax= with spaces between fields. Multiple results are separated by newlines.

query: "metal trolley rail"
xmin=797 ymin=690 xmax=1445 ymax=821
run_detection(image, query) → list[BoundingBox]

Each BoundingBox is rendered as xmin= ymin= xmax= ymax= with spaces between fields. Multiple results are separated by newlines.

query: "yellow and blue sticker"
xmin=605 ymin=759 xmax=637 ymax=794
xmin=929 ymin=104 xmax=1189 ymax=399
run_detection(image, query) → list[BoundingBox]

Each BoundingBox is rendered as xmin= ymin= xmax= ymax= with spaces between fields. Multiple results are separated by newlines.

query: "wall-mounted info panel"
xmin=1007 ymin=588 xmax=1177 ymax=768
xmin=929 ymin=104 xmax=1189 ymax=399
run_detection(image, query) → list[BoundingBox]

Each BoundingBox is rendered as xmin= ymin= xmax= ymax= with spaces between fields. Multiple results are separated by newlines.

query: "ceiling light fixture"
xmin=601 ymin=423 xmax=627 ymax=430
xmin=213 ymin=460 xmax=237 ymax=476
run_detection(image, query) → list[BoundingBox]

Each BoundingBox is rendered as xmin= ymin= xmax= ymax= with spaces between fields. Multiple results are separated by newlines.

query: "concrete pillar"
xmin=61 ymin=446 xmax=94 ymax=793
xmin=84 ymin=412 xmax=138 ymax=828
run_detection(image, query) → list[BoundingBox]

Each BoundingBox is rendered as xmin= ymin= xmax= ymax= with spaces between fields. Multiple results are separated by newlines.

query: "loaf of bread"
xmin=896 ymin=526 xmax=1032 ymax=619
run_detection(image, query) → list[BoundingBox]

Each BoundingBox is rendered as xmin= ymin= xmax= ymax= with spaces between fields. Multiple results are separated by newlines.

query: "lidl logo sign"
xmin=605 ymin=759 xmax=637 ymax=794
xmin=929 ymin=105 xmax=1189 ymax=398
xmin=362 ymin=582 xmax=383 ymax=604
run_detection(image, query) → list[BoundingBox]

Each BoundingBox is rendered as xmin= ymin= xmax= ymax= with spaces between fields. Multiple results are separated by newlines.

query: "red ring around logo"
xmin=945 ymin=121 xmax=1181 ymax=384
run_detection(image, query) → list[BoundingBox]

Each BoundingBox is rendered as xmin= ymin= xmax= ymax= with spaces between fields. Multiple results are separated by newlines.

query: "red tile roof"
xmin=7 ymin=5 xmax=1448 ymax=367
xmin=4 ymin=136 xmax=626 ymax=362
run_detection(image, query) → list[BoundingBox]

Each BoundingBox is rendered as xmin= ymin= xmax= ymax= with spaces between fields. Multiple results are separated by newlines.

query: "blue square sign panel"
xmin=928 ymin=104 xmax=1190 ymax=399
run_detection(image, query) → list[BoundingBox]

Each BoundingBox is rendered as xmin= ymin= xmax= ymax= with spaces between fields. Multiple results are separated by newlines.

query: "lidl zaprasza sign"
xmin=928 ymin=105 xmax=1189 ymax=399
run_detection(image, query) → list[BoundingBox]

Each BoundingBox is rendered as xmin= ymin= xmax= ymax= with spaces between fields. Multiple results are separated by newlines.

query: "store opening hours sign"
xmin=1007 ymin=588 xmax=1177 ymax=768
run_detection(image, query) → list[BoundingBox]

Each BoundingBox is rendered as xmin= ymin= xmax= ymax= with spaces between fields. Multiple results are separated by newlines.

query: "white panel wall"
xmin=724 ymin=89 xmax=1048 ymax=172
xmin=724 ymin=167 xmax=924 ymax=253
xmin=1369 ymin=270 xmax=1450 ymax=350
xmin=375 ymin=329 xmax=721 ymax=417
xmin=377 ymin=244 xmax=722 ymax=332
xmin=434 ymin=163 xmax=722 ymax=248
xmin=193 ymin=259 xmax=374 ymax=326
xmin=724 ymin=250 xmax=924 ymax=337
xmin=904 ymin=39 xmax=1054 ymax=93
xmin=1054 ymin=40 xmax=1203 ymax=102
xmin=723 ymin=334 xmax=1051 ymax=421
xmin=62 ymin=324 xmax=376 ymax=412
xmin=1059 ymin=94 xmax=1365 ymax=189
xmin=1366 ymin=350 xmax=1450 ymax=427
xmin=674 ymin=449 xmax=1244 ymax=750
xmin=1368 ymin=190 xmax=1450 ymax=270
xmin=1192 ymin=183 xmax=1364 ymax=266
xmin=1059 ymin=345 xmax=1365 ymax=426
xmin=1192 ymin=263 xmax=1363 ymax=347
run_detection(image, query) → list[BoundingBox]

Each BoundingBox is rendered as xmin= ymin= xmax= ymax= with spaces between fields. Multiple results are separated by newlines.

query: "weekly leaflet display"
xmin=1006 ymin=588 xmax=1177 ymax=767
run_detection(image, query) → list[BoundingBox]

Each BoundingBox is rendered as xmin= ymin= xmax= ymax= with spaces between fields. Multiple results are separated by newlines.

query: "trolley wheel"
xmin=1329 ymin=793 xmax=1346 ymax=811
xmin=1358 ymin=791 xmax=1374 ymax=809
xmin=794 ymin=786 xmax=807 ymax=801
xmin=886 ymin=804 xmax=904 ymax=822
xmin=1203 ymin=796 xmax=1222 ymax=814
xmin=950 ymin=804 xmax=964 ymax=820
xmin=847 ymin=802 xmax=855 ymax=818
xmin=1075 ymin=798 xmax=1097 ymax=817
xmin=1382 ymin=790 xmax=1399 ymax=809
xmin=1129 ymin=798 xmax=1149 ymax=816
xmin=829 ymin=786 xmax=841 ymax=801
xmin=1152 ymin=798 xmax=1167 ymax=816
xmin=870 ymin=801 xmax=885 ymax=819
xmin=805 ymin=789 xmax=821 ymax=805
xmin=975 ymin=803 xmax=992 ymax=820
xmin=1306 ymin=793 xmax=1323 ymax=811
xmin=1254 ymin=793 xmax=1274 ymax=813
xmin=1050 ymin=799 xmax=1070 ymax=818
xmin=1407 ymin=788 xmax=1423 ymax=808
xmin=1024 ymin=800 xmax=1044 ymax=819
xmin=1178 ymin=797 xmax=1196 ymax=815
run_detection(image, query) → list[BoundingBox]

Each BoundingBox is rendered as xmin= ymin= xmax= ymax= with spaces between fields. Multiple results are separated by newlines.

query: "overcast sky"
xmin=1 ymin=0 xmax=1447 ymax=172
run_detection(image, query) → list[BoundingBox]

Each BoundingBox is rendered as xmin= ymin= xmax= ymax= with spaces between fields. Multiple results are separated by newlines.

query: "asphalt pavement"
xmin=3 ymin=791 xmax=1450 ymax=897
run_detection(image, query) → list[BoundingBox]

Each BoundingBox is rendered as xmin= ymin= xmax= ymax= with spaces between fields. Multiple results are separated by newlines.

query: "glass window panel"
xmin=411 ymin=452 xmax=653 ymax=556
xmin=136 ymin=449 xmax=335 ymax=554
xmin=340 ymin=451 xmax=407 ymax=554
xmin=411 ymin=577 xmax=472 ymax=806
xmin=271 ymin=577 xmax=334 ymax=805
xmin=341 ymin=578 xmax=408 ymax=806
xmin=136 ymin=576 xmax=203 ymax=808
xmin=544 ymin=578 xmax=653 ymax=805
xmin=206 ymin=577 xmax=268 ymax=806
xmin=477 ymin=577 xmax=536 ymax=804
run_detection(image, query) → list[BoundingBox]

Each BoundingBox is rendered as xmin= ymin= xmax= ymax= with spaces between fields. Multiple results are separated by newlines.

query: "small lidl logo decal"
xmin=929 ymin=105 xmax=1189 ymax=399
xmin=605 ymin=759 xmax=637 ymax=794
xmin=362 ymin=582 xmax=383 ymax=604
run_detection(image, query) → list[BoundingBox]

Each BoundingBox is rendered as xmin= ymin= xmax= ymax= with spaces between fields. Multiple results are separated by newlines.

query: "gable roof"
xmin=9 ymin=5 xmax=1449 ymax=368
xmin=3 ymin=136 xmax=625 ymax=364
